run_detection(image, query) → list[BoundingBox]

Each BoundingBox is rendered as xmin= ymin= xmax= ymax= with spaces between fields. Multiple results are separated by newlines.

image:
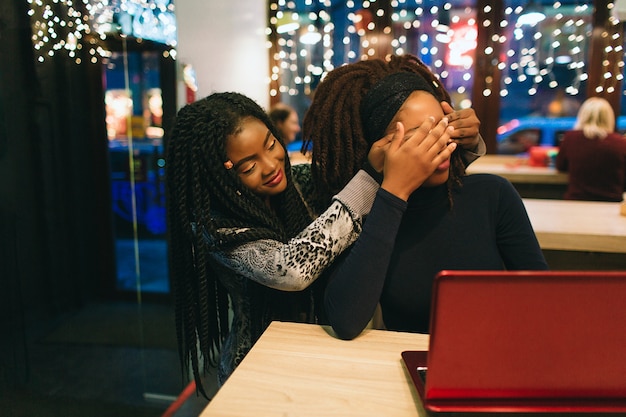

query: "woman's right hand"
xmin=378 ymin=117 xmax=456 ymax=201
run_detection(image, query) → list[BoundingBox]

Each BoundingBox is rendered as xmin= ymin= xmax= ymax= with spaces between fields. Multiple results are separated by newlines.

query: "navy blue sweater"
xmin=324 ymin=174 xmax=549 ymax=339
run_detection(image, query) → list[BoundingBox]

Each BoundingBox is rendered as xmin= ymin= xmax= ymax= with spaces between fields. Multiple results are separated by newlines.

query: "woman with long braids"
xmin=302 ymin=54 xmax=548 ymax=340
xmin=165 ymin=91 xmax=456 ymax=396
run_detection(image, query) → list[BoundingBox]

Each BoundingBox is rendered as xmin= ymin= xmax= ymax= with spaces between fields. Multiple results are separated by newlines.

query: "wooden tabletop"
xmin=466 ymin=155 xmax=568 ymax=184
xmin=291 ymin=153 xmax=569 ymax=184
xmin=523 ymin=198 xmax=626 ymax=253
xmin=200 ymin=321 xmax=430 ymax=417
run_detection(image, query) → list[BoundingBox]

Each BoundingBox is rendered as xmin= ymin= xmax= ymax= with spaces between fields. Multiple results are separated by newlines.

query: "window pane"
xmin=497 ymin=2 xmax=592 ymax=154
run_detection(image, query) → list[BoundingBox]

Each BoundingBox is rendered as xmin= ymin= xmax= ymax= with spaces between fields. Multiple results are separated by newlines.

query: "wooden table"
xmin=467 ymin=155 xmax=568 ymax=199
xmin=523 ymin=198 xmax=626 ymax=254
xmin=291 ymin=153 xmax=568 ymax=185
xmin=200 ymin=321 xmax=429 ymax=417
xmin=466 ymin=155 xmax=568 ymax=184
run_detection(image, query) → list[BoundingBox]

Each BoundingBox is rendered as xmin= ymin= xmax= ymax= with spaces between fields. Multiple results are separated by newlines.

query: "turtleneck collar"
xmin=406 ymin=183 xmax=450 ymax=210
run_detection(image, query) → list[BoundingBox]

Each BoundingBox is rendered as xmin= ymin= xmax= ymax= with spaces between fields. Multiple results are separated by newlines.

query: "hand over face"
xmin=441 ymin=101 xmax=481 ymax=151
xmin=379 ymin=118 xmax=456 ymax=201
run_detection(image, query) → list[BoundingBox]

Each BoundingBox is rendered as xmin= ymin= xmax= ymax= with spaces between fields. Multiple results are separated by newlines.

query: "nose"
xmin=260 ymin=154 xmax=280 ymax=177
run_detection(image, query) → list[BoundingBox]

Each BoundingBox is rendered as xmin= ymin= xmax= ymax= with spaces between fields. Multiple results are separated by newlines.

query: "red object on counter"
xmin=528 ymin=146 xmax=559 ymax=167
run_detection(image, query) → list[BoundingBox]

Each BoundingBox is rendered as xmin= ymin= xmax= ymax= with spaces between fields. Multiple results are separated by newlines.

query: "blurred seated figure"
xmin=268 ymin=103 xmax=301 ymax=144
xmin=556 ymin=97 xmax=626 ymax=202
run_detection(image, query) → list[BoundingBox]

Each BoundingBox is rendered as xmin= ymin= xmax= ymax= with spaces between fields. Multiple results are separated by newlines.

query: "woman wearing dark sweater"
xmin=303 ymin=55 xmax=549 ymax=339
xmin=556 ymin=97 xmax=626 ymax=202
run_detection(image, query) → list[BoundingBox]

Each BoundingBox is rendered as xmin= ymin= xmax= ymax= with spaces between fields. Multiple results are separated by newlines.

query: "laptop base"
xmin=402 ymin=351 xmax=626 ymax=414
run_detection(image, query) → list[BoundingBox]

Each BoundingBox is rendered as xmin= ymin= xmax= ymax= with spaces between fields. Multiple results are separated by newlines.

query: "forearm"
xmin=333 ymin=169 xmax=380 ymax=217
xmin=324 ymin=189 xmax=407 ymax=340
xmin=213 ymin=202 xmax=360 ymax=290
xmin=210 ymin=171 xmax=379 ymax=291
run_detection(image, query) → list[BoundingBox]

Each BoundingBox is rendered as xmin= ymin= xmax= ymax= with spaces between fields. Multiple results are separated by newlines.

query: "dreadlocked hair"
xmin=166 ymin=92 xmax=313 ymax=397
xmin=303 ymin=54 xmax=465 ymax=210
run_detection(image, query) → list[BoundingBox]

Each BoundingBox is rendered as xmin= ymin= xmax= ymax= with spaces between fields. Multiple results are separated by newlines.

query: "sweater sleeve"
xmin=461 ymin=134 xmax=486 ymax=167
xmin=207 ymin=170 xmax=380 ymax=291
xmin=324 ymin=189 xmax=407 ymax=340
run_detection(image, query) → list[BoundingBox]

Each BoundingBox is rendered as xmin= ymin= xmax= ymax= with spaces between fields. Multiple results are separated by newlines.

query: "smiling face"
xmin=225 ymin=117 xmax=288 ymax=199
xmin=386 ymin=90 xmax=451 ymax=187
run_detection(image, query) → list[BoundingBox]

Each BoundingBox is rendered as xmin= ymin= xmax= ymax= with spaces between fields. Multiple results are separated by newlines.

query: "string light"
xmin=269 ymin=2 xmax=626 ymax=119
xmin=27 ymin=0 xmax=177 ymax=64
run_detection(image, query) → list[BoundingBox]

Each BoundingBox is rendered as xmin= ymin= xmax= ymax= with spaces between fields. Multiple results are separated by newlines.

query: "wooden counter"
xmin=466 ymin=154 xmax=568 ymax=185
xmin=523 ymin=198 xmax=626 ymax=254
xmin=200 ymin=321 xmax=429 ymax=417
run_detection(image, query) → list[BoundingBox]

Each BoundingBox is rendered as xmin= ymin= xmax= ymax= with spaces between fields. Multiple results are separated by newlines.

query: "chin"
xmin=423 ymin=172 xmax=450 ymax=187
xmin=276 ymin=180 xmax=289 ymax=195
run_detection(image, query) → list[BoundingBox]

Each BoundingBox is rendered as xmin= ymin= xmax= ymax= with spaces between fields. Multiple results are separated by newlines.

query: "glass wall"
xmin=269 ymin=0 xmax=479 ymax=127
xmin=268 ymin=0 xmax=624 ymax=155
xmin=104 ymin=50 xmax=169 ymax=294
xmin=496 ymin=2 xmax=594 ymax=153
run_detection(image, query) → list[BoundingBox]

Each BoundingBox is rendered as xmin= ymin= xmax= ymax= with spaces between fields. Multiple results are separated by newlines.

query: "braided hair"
xmin=166 ymin=92 xmax=313 ymax=397
xmin=302 ymin=54 xmax=465 ymax=210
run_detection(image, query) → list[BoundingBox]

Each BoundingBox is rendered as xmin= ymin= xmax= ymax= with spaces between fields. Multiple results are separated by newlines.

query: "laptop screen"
xmin=406 ymin=270 xmax=626 ymax=412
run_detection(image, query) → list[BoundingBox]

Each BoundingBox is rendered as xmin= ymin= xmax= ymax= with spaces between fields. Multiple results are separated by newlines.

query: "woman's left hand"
xmin=441 ymin=101 xmax=481 ymax=151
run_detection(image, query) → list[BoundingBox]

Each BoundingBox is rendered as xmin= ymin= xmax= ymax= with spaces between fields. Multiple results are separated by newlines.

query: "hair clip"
xmin=223 ymin=160 xmax=234 ymax=170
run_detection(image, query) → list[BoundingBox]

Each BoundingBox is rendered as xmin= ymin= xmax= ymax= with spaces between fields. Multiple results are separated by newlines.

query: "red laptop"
xmin=402 ymin=270 xmax=626 ymax=413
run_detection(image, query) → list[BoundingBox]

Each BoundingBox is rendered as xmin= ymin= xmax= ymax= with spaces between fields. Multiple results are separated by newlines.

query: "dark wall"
xmin=0 ymin=0 xmax=114 ymax=388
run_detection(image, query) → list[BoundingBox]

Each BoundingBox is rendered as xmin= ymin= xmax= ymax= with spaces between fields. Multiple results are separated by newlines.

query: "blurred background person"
xmin=556 ymin=97 xmax=626 ymax=202
xmin=268 ymin=102 xmax=301 ymax=145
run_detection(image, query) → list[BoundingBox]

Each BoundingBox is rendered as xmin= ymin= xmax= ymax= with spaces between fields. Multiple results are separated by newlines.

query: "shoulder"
xmin=564 ymin=129 xmax=583 ymax=137
xmin=291 ymin=162 xmax=312 ymax=186
xmin=462 ymin=173 xmax=512 ymax=187
xmin=562 ymin=130 xmax=584 ymax=142
xmin=460 ymin=174 xmax=520 ymax=199
xmin=606 ymin=133 xmax=626 ymax=146
xmin=291 ymin=162 xmax=316 ymax=207
xmin=459 ymin=174 xmax=525 ymax=215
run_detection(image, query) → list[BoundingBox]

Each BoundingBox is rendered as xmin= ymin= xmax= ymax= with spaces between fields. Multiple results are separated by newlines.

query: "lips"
xmin=264 ymin=169 xmax=284 ymax=187
xmin=436 ymin=158 xmax=451 ymax=171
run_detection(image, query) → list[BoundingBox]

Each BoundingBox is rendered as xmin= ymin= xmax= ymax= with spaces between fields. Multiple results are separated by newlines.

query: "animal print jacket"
xmin=206 ymin=164 xmax=379 ymax=385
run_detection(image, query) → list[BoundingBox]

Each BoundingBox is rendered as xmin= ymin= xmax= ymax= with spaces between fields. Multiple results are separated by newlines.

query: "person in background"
xmin=165 ymin=91 xmax=456 ymax=395
xmin=302 ymin=54 xmax=548 ymax=340
xmin=556 ymin=96 xmax=626 ymax=202
xmin=268 ymin=102 xmax=301 ymax=144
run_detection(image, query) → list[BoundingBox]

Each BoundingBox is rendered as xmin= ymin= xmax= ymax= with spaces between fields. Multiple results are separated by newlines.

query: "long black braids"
xmin=165 ymin=92 xmax=313 ymax=397
xmin=302 ymin=54 xmax=466 ymax=210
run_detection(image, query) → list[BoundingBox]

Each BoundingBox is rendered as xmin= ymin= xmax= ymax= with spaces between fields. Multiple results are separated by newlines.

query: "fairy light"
xmin=267 ymin=0 xmax=623 ymax=111
xmin=27 ymin=0 xmax=176 ymax=64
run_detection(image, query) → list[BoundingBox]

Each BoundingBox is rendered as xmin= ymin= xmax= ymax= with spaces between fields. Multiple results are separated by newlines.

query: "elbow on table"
xmin=329 ymin=320 xmax=364 ymax=340
xmin=325 ymin=295 xmax=369 ymax=340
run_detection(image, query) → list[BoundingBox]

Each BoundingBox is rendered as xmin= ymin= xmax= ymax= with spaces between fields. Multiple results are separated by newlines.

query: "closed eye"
xmin=241 ymin=163 xmax=256 ymax=175
xmin=403 ymin=126 xmax=419 ymax=141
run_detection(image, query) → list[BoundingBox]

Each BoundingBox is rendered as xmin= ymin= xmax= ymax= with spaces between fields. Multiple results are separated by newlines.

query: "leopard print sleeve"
xmin=209 ymin=198 xmax=361 ymax=291
xmin=207 ymin=164 xmax=380 ymax=291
